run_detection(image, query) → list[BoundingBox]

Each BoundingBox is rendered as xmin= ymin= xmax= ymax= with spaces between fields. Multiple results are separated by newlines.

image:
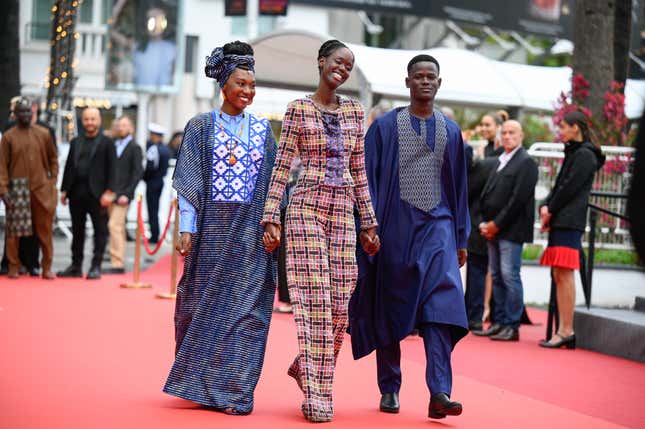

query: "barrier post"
xmin=120 ymin=195 xmax=153 ymax=289
xmin=156 ymin=198 xmax=179 ymax=299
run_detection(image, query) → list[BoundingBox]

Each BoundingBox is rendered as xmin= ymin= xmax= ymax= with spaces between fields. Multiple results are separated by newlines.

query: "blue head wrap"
xmin=205 ymin=47 xmax=255 ymax=88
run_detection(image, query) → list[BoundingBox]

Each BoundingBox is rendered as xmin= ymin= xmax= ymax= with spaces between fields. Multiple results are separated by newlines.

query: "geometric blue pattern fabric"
xmin=164 ymin=110 xmax=277 ymax=413
xmin=211 ymin=111 xmax=267 ymax=203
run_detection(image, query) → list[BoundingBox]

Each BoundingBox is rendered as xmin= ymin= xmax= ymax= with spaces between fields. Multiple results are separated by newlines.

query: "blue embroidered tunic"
xmin=348 ymin=108 xmax=470 ymax=359
xmin=163 ymin=110 xmax=278 ymax=413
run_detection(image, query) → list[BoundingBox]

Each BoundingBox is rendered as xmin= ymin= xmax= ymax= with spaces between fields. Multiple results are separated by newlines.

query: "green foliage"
xmin=522 ymin=244 xmax=544 ymax=261
xmin=520 ymin=114 xmax=554 ymax=147
xmin=522 ymin=244 xmax=639 ymax=266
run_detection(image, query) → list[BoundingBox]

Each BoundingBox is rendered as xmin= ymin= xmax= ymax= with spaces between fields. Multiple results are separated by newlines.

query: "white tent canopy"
xmin=250 ymin=30 xmax=644 ymax=118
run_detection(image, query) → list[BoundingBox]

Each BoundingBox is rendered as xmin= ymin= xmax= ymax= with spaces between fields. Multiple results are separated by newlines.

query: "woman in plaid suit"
xmin=262 ymin=39 xmax=379 ymax=422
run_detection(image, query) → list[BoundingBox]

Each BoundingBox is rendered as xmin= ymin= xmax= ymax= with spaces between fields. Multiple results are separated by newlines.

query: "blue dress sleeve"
xmin=177 ymin=194 xmax=197 ymax=234
xmin=449 ymin=128 xmax=471 ymax=249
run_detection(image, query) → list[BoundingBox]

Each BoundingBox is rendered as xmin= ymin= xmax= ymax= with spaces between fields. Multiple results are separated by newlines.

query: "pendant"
xmin=229 ymin=155 xmax=236 ymax=165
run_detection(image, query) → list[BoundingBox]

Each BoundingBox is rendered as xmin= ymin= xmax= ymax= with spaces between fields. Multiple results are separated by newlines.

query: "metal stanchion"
xmin=120 ymin=195 xmax=153 ymax=289
xmin=156 ymin=198 xmax=179 ymax=299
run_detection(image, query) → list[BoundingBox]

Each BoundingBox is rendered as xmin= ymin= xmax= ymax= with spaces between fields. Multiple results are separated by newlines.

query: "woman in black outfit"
xmin=538 ymin=111 xmax=605 ymax=349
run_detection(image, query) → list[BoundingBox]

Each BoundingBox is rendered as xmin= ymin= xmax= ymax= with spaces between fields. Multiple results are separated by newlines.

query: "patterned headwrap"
xmin=205 ymin=47 xmax=255 ymax=88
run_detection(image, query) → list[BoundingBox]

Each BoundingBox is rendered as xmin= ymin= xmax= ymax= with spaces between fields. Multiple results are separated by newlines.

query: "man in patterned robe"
xmin=0 ymin=98 xmax=58 ymax=279
xmin=349 ymin=55 xmax=470 ymax=419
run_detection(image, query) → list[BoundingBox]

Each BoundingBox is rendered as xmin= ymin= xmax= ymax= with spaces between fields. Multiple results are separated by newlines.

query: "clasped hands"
xmin=479 ymin=221 xmax=500 ymax=240
xmin=263 ymin=223 xmax=381 ymax=256
xmin=539 ymin=205 xmax=551 ymax=233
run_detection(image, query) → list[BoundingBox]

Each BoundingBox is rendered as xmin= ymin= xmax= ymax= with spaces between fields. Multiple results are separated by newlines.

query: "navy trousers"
xmin=145 ymin=178 xmax=164 ymax=242
xmin=376 ymin=323 xmax=453 ymax=396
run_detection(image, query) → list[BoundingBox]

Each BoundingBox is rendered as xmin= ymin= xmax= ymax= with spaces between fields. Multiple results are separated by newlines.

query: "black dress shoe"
xmin=429 ymin=393 xmax=462 ymax=419
xmin=0 ymin=266 xmax=8 ymax=275
xmin=379 ymin=392 xmax=400 ymax=413
xmin=103 ymin=267 xmax=125 ymax=274
xmin=490 ymin=326 xmax=519 ymax=341
xmin=86 ymin=266 xmax=101 ymax=280
xmin=28 ymin=267 xmax=42 ymax=277
xmin=472 ymin=323 xmax=502 ymax=337
xmin=57 ymin=265 xmax=83 ymax=278
xmin=539 ymin=333 xmax=576 ymax=349
xmin=468 ymin=320 xmax=483 ymax=331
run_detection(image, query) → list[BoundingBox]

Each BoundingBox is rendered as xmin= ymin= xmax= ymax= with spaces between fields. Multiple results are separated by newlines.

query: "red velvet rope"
xmin=137 ymin=197 xmax=175 ymax=256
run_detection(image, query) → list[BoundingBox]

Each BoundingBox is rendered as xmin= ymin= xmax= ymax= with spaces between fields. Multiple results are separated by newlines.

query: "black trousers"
xmin=1 ymin=235 xmax=40 ymax=270
xmin=277 ymin=208 xmax=290 ymax=304
xmin=146 ymin=178 xmax=164 ymax=242
xmin=69 ymin=182 xmax=109 ymax=269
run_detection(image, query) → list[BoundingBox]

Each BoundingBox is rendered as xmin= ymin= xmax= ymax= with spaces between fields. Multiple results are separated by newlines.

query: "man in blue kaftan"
xmin=349 ymin=54 xmax=470 ymax=420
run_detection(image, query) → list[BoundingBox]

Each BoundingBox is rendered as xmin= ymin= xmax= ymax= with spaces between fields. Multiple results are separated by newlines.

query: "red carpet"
xmin=1 ymin=255 xmax=643 ymax=428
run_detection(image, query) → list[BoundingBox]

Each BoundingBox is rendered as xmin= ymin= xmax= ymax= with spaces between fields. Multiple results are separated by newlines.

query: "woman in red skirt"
xmin=538 ymin=111 xmax=605 ymax=349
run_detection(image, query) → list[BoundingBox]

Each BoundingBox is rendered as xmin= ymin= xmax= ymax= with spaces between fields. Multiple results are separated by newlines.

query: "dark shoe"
xmin=103 ymin=267 xmax=125 ymax=274
xmin=19 ymin=266 xmax=27 ymax=275
xmin=0 ymin=266 xmax=8 ymax=275
xmin=57 ymin=265 xmax=83 ymax=278
xmin=472 ymin=323 xmax=502 ymax=337
xmin=429 ymin=393 xmax=462 ymax=419
xmin=468 ymin=320 xmax=483 ymax=331
xmin=42 ymin=270 xmax=55 ymax=280
xmin=490 ymin=326 xmax=519 ymax=341
xmin=86 ymin=266 xmax=101 ymax=280
xmin=28 ymin=267 xmax=42 ymax=277
xmin=379 ymin=392 xmax=400 ymax=413
xmin=539 ymin=333 xmax=576 ymax=349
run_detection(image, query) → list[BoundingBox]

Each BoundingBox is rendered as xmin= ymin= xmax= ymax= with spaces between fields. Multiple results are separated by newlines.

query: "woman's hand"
xmin=360 ymin=227 xmax=380 ymax=256
xmin=263 ymin=222 xmax=281 ymax=253
xmin=176 ymin=232 xmax=192 ymax=256
xmin=539 ymin=206 xmax=551 ymax=233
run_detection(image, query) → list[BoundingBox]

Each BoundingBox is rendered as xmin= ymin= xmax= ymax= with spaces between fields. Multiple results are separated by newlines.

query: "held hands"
xmin=117 ymin=195 xmax=129 ymax=206
xmin=263 ymin=222 xmax=282 ymax=253
xmin=360 ymin=227 xmax=380 ymax=256
xmin=457 ymin=248 xmax=467 ymax=267
xmin=539 ymin=206 xmax=551 ymax=233
xmin=479 ymin=221 xmax=499 ymax=240
xmin=176 ymin=232 xmax=192 ymax=256
xmin=100 ymin=190 xmax=116 ymax=208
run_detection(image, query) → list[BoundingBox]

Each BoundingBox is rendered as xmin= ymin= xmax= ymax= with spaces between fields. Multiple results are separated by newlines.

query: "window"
xmin=185 ymin=35 xmax=198 ymax=73
xmin=231 ymin=16 xmax=276 ymax=37
xmin=79 ymin=0 xmax=94 ymax=24
xmin=31 ymin=0 xmax=52 ymax=40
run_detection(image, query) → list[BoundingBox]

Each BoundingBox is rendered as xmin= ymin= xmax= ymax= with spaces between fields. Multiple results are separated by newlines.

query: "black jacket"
xmin=480 ymin=147 xmax=538 ymax=244
xmin=467 ymin=156 xmax=499 ymax=255
xmin=543 ymin=141 xmax=605 ymax=231
xmin=61 ymin=134 xmax=114 ymax=200
xmin=143 ymin=141 xmax=171 ymax=182
xmin=113 ymin=139 xmax=143 ymax=200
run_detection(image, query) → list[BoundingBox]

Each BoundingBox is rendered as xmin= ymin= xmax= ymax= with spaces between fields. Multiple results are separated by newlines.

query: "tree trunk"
xmin=0 ymin=0 xmax=20 ymax=130
xmin=613 ymin=0 xmax=632 ymax=89
xmin=572 ymin=0 xmax=616 ymax=119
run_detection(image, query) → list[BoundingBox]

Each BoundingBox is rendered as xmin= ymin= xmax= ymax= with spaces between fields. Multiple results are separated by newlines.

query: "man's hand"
xmin=117 ymin=195 xmax=129 ymax=206
xmin=359 ymin=227 xmax=380 ymax=256
xmin=458 ymin=248 xmax=467 ymax=267
xmin=263 ymin=222 xmax=281 ymax=253
xmin=100 ymin=190 xmax=116 ymax=208
xmin=479 ymin=221 xmax=499 ymax=240
xmin=175 ymin=232 xmax=192 ymax=256
xmin=60 ymin=191 xmax=68 ymax=206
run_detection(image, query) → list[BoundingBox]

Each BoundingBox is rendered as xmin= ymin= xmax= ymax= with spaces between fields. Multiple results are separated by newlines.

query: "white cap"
xmin=148 ymin=122 xmax=167 ymax=136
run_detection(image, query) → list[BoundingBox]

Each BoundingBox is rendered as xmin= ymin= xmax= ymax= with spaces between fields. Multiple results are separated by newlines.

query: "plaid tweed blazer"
xmin=262 ymin=96 xmax=377 ymax=229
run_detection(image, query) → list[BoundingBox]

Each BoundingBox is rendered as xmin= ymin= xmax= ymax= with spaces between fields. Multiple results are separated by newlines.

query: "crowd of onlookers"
xmin=0 ymin=96 xmax=182 ymax=280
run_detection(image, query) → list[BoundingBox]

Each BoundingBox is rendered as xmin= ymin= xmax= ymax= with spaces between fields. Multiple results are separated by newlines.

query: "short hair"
xmin=407 ymin=54 xmax=440 ymax=74
xmin=317 ymin=39 xmax=352 ymax=72
xmin=223 ymin=40 xmax=254 ymax=71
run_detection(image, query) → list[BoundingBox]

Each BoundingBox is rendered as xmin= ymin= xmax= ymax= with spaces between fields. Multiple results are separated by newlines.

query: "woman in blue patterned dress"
xmin=163 ymin=41 xmax=278 ymax=415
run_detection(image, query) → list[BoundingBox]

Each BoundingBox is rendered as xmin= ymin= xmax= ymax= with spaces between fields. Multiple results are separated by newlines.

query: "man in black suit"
xmin=143 ymin=123 xmax=170 ymax=244
xmin=58 ymin=107 xmax=114 ymax=280
xmin=477 ymin=120 xmax=538 ymax=341
xmin=106 ymin=115 xmax=143 ymax=273
xmin=464 ymin=151 xmax=499 ymax=331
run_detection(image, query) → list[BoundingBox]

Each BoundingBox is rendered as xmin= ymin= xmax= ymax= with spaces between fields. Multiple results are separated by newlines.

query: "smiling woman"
xmin=261 ymin=39 xmax=380 ymax=423
xmin=162 ymin=41 xmax=280 ymax=416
